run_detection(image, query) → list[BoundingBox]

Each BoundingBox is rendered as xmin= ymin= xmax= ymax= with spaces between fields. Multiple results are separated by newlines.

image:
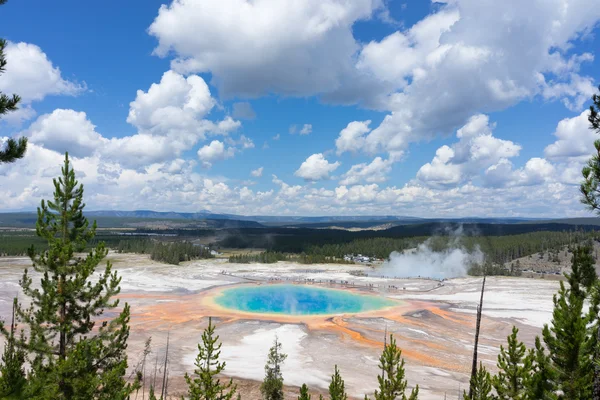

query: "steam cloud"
xmin=373 ymin=229 xmax=484 ymax=280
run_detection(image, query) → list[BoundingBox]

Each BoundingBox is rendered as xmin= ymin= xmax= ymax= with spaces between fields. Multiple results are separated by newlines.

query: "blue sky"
xmin=0 ymin=0 xmax=599 ymax=217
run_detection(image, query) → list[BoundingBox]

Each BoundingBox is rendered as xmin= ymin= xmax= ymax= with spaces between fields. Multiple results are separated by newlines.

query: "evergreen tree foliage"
xmin=298 ymin=383 xmax=311 ymax=400
xmin=570 ymin=244 xmax=598 ymax=292
xmin=589 ymin=85 xmax=600 ymax=134
xmin=328 ymin=365 xmax=347 ymax=400
xmin=0 ymin=299 xmax=26 ymax=398
xmin=374 ymin=335 xmax=418 ymax=400
xmin=184 ymin=317 xmax=237 ymax=400
xmin=261 ymin=336 xmax=288 ymax=400
xmin=581 ymin=86 xmax=600 ymax=212
xmin=463 ymin=363 xmax=493 ymax=400
xmin=580 ymin=84 xmax=600 ymax=400
xmin=148 ymin=385 xmax=158 ymax=400
xmin=492 ymin=326 xmax=532 ymax=400
xmin=0 ymin=153 xmax=134 ymax=399
xmin=542 ymin=245 xmax=595 ymax=399
xmin=523 ymin=337 xmax=558 ymax=400
xmin=0 ymin=0 xmax=27 ymax=164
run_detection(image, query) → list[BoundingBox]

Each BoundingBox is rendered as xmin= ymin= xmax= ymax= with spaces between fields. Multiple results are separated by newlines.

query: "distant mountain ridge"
xmin=85 ymin=210 xmax=426 ymax=224
xmin=2 ymin=210 xmax=597 ymax=228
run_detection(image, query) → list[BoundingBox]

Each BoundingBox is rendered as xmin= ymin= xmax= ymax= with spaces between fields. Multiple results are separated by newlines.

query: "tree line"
xmin=116 ymin=239 xmax=214 ymax=265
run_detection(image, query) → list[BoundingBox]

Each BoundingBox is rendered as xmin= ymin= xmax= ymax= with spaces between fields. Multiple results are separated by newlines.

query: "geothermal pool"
xmin=214 ymin=284 xmax=396 ymax=315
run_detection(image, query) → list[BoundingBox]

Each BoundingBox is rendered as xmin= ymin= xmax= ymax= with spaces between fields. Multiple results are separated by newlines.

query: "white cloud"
xmin=127 ymin=70 xmax=215 ymax=134
xmin=294 ymin=153 xmax=340 ymax=181
xmin=354 ymin=0 xmax=600 ymax=157
xmin=339 ymin=157 xmax=393 ymax=185
xmin=197 ymin=140 xmax=235 ymax=168
xmin=335 ymin=120 xmax=372 ymax=155
xmin=544 ymin=110 xmax=595 ymax=161
xmin=416 ymin=114 xmax=521 ymax=187
xmin=0 ymin=42 xmax=85 ymax=124
xmin=299 ymin=124 xmax=312 ymax=135
xmin=357 ymin=9 xmax=460 ymax=89
xmin=484 ymin=157 xmax=556 ymax=188
xmin=251 ymin=167 xmax=264 ymax=177
xmin=0 ymin=42 xmax=85 ymax=103
xmin=23 ymin=109 xmax=106 ymax=158
xmin=149 ymin=0 xmax=382 ymax=98
xmin=0 ymin=136 xmax=591 ymax=218
xmin=272 ymin=134 xmax=280 ymax=141
xmin=103 ymin=70 xmax=241 ymax=167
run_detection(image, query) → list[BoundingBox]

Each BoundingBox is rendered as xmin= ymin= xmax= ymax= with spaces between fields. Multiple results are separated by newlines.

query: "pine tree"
xmin=580 ymin=84 xmax=600 ymax=400
xmin=492 ymin=326 xmax=532 ymax=400
xmin=328 ymin=365 xmax=347 ymax=400
xmin=542 ymin=245 xmax=594 ymax=399
xmin=0 ymin=153 xmax=134 ymax=399
xmin=523 ymin=337 xmax=557 ymax=400
xmin=298 ymin=383 xmax=311 ymax=400
xmin=581 ymin=85 xmax=600 ymax=211
xmin=589 ymin=85 xmax=600 ymax=132
xmin=374 ymin=334 xmax=418 ymax=400
xmin=184 ymin=317 xmax=237 ymax=400
xmin=569 ymin=244 xmax=597 ymax=293
xmin=261 ymin=336 xmax=287 ymax=400
xmin=463 ymin=363 xmax=493 ymax=400
xmin=0 ymin=298 xmax=26 ymax=397
xmin=0 ymin=0 xmax=27 ymax=163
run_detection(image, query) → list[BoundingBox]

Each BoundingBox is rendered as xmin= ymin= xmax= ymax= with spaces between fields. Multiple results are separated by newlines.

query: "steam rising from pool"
xmin=373 ymin=228 xmax=484 ymax=280
xmin=215 ymin=285 xmax=395 ymax=315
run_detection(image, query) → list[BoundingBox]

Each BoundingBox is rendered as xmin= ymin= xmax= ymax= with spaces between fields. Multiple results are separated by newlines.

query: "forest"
xmin=2 ymin=227 xmax=598 ymax=271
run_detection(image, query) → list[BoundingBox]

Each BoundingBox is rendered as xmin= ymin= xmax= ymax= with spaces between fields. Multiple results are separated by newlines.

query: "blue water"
xmin=215 ymin=284 xmax=396 ymax=315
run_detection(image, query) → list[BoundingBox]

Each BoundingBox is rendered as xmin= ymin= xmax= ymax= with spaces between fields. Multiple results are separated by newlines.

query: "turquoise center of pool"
xmin=215 ymin=284 xmax=396 ymax=315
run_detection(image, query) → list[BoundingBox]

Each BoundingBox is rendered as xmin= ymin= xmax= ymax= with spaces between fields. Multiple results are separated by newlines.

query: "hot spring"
xmin=214 ymin=284 xmax=396 ymax=315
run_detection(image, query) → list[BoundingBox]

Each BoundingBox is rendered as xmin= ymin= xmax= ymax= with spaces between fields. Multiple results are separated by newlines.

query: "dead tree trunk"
xmin=468 ymin=275 xmax=486 ymax=399
xmin=161 ymin=332 xmax=170 ymax=399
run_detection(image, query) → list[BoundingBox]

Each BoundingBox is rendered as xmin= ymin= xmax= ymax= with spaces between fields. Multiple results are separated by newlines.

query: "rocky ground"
xmin=504 ymin=241 xmax=600 ymax=277
xmin=0 ymin=253 xmax=561 ymax=400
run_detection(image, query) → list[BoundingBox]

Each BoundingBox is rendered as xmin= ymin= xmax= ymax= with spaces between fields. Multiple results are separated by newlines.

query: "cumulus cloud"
xmin=106 ymin=70 xmax=241 ymax=167
xmin=0 ymin=42 xmax=85 ymax=102
xmin=197 ymin=140 xmax=235 ymax=168
xmin=23 ymin=109 xmax=106 ymax=158
xmin=355 ymin=0 xmax=600 ymax=157
xmin=127 ymin=69 xmax=215 ymax=134
xmin=295 ymin=153 xmax=341 ymax=181
xmin=149 ymin=0 xmax=382 ymax=99
xmin=544 ymin=110 xmax=595 ymax=161
xmin=335 ymin=120 xmax=372 ymax=155
xmin=484 ymin=158 xmax=556 ymax=188
xmin=251 ymin=167 xmax=264 ymax=177
xmin=339 ymin=157 xmax=393 ymax=185
xmin=416 ymin=114 xmax=521 ymax=187
xmin=0 ymin=42 xmax=85 ymax=124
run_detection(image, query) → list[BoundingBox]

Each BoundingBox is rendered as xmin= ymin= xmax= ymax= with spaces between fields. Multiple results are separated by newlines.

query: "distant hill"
xmin=0 ymin=212 xmax=263 ymax=229
xmin=85 ymin=210 xmax=425 ymax=225
xmin=2 ymin=209 xmax=598 ymax=230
